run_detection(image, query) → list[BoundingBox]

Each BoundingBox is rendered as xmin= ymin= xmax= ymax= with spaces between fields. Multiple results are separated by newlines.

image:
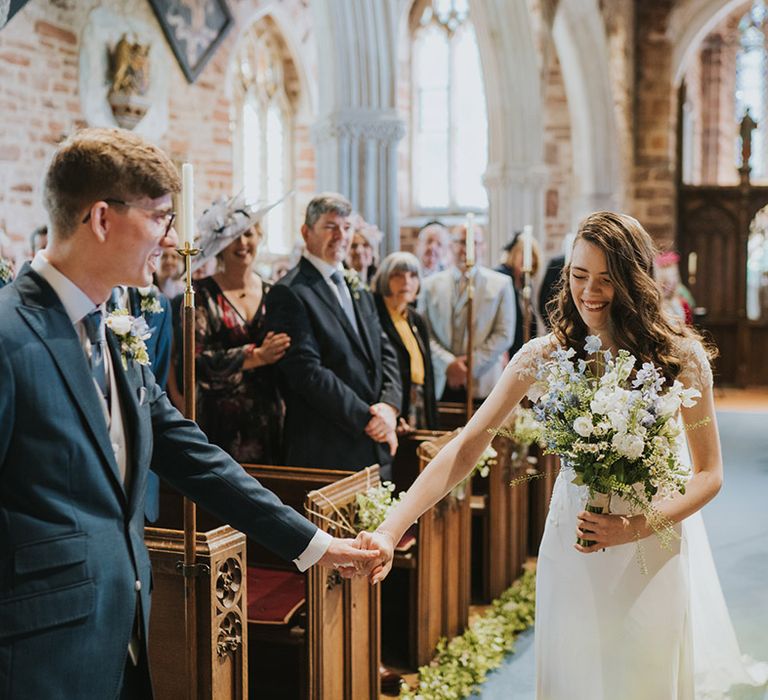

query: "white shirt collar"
xmin=303 ymin=251 xmax=343 ymax=281
xmin=31 ymin=251 xmax=99 ymax=324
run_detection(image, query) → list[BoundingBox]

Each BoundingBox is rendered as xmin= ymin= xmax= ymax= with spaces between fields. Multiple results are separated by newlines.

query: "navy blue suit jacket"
xmin=265 ymin=258 xmax=402 ymax=474
xmin=116 ymin=287 xmax=173 ymax=522
xmin=0 ymin=270 xmax=317 ymax=699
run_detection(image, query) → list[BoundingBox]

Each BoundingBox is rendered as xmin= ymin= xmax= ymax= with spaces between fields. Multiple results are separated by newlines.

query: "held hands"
xmin=574 ymin=511 xmax=647 ymax=554
xmin=446 ymin=356 xmax=468 ymax=389
xmin=353 ymin=529 xmax=396 ymax=585
xmin=317 ymin=536 xmax=382 ymax=574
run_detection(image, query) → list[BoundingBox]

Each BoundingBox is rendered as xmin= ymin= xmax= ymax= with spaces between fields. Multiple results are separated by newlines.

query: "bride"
xmin=359 ymin=211 xmax=767 ymax=699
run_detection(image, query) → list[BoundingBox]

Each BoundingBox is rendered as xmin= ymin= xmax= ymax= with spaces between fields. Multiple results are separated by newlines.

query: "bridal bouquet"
xmin=529 ymin=335 xmax=701 ymax=546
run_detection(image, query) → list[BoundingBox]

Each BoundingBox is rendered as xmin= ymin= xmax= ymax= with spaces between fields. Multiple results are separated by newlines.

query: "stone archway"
xmin=225 ymin=2 xmax=316 ymax=248
xmin=470 ymin=0 xmax=547 ymax=256
xmin=553 ymin=0 xmax=622 ymax=227
xmin=670 ymin=0 xmax=748 ymax=86
xmin=310 ymin=0 xmax=405 ymax=255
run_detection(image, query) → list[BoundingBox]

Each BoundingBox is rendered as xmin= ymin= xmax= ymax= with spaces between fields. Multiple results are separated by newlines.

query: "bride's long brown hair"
xmin=547 ymin=211 xmax=715 ymax=382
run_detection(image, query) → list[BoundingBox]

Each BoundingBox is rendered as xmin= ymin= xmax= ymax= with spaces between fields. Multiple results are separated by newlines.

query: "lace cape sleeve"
xmin=676 ymin=337 xmax=714 ymax=392
xmin=507 ymin=334 xmax=559 ymax=389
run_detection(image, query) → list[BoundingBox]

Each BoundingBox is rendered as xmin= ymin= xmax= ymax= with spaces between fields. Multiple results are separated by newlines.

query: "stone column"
xmin=312 ymin=110 xmax=405 ymax=255
xmin=483 ymin=163 xmax=548 ymax=256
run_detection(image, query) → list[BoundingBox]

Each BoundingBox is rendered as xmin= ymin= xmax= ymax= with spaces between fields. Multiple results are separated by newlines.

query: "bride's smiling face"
xmin=569 ymin=239 xmax=615 ymax=334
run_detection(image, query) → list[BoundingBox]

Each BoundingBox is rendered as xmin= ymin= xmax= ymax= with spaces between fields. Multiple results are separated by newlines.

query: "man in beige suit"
xmin=418 ymin=224 xmax=516 ymax=402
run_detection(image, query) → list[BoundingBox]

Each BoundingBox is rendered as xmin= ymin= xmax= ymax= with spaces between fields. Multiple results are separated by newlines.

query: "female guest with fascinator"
xmin=373 ymin=252 xmax=437 ymax=431
xmin=346 ymin=212 xmax=381 ymax=285
xmin=186 ymin=194 xmax=289 ymax=463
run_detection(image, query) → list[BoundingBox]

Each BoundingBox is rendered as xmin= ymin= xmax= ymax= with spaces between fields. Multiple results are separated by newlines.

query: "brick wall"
xmin=542 ymin=40 xmax=573 ymax=256
xmin=632 ymin=0 xmax=676 ymax=248
xmin=0 ymin=0 xmax=317 ymax=257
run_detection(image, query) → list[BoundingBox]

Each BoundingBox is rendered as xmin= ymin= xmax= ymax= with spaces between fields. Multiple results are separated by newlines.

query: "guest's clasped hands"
xmin=365 ymin=402 xmax=399 ymax=456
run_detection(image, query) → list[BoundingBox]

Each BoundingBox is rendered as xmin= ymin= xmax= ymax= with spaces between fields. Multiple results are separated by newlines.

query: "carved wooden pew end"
xmin=385 ymin=429 xmax=470 ymax=670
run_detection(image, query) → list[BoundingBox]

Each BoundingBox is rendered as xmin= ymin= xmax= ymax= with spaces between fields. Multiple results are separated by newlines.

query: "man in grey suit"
xmin=0 ymin=128 xmax=378 ymax=699
xmin=418 ymin=224 xmax=516 ymax=402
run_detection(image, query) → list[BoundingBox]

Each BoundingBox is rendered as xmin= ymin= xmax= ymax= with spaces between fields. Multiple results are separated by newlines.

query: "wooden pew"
xmin=528 ymin=450 xmax=560 ymax=555
xmin=305 ymin=470 xmax=381 ymax=700
xmin=437 ymin=401 xmax=530 ymax=602
xmin=385 ymin=429 xmax=470 ymax=669
xmin=148 ymin=465 xmax=381 ymax=700
xmin=146 ymin=525 xmax=249 ymax=700
xmin=471 ymin=429 xmax=532 ymax=602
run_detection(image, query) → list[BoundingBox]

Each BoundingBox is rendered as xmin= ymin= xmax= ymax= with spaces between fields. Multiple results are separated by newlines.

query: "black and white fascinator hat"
xmin=192 ymin=191 xmax=291 ymax=271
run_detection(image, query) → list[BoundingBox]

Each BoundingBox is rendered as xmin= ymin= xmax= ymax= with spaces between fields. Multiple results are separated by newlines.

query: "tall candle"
xmin=688 ymin=252 xmax=697 ymax=277
xmin=181 ymin=163 xmax=195 ymax=247
xmin=465 ymin=213 xmax=475 ymax=266
xmin=522 ymin=224 xmax=533 ymax=271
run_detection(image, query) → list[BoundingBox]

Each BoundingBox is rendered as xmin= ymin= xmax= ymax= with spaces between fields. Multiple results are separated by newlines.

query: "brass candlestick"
xmin=465 ymin=262 xmax=475 ymax=423
xmin=177 ymin=241 xmax=200 ymax=700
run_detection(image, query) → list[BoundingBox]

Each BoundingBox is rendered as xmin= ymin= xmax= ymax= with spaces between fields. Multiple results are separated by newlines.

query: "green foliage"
xmin=399 ymin=568 xmax=537 ymax=699
xmin=354 ymin=481 xmax=404 ymax=533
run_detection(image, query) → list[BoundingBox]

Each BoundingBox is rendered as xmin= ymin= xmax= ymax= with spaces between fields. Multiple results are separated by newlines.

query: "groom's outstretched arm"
xmin=143 ymin=365 xmax=379 ymax=572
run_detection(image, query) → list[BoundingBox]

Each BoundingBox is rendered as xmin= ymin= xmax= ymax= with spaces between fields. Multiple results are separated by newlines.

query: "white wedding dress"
xmin=511 ymin=335 xmax=768 ymax=700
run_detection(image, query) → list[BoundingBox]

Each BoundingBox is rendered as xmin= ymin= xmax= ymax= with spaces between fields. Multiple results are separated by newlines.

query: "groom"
xmin=0 ymin=128 xmax=379 ymax=699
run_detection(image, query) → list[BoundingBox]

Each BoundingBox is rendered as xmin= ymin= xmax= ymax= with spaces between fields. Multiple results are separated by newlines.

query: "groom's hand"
xmin=354 ymin=529 xmax=395 ymax=585
xmin=317 ymin=537 xmax=381 ymax=573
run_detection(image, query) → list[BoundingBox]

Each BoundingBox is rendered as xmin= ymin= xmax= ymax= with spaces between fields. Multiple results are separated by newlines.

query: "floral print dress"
xmin=193 ymin=276 xmax=282 ymax=464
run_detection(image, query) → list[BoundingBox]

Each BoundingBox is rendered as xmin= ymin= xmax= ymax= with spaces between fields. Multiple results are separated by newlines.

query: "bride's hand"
xmin=354 ymin=529 xmax=395 ymax=584
xmin=574 ymin=511 xmax=646 ymax=553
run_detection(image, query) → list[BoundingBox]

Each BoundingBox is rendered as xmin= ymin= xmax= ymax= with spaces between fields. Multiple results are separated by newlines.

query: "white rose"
xmin=623 ymin=434 xmax=645 ymax=460
xmin=590 ymin=387 xmax=613 ymax=415
xmin=106 ymin=314 xmax=132 ymax=335
xmin=607 ymin=410 xmax=628 ymax=434
xmin=573 ymin=416 xmax=594 ymax=438
xmin=611 ymin=432 xmax=645 ymax=461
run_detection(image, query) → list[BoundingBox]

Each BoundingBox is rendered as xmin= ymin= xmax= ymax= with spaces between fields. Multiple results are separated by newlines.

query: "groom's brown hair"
xmin=44 ymin=127 xmax=180 ymax=239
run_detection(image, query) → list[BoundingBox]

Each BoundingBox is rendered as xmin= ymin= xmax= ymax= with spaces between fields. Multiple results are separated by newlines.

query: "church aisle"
xmin=478 ymin=408 xmax=768 ymax=700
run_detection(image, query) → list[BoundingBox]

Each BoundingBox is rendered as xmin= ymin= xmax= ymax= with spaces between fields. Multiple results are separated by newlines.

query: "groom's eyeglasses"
xmin=81 ymin=198 xmax=176 ymax=237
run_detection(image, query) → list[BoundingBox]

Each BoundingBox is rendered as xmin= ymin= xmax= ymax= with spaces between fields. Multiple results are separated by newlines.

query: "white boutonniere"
xmin=343 ymin=268 xmax=367 ymax=300
xmin=0 ymin=257 xmax=14 ymax=284
xmin=106 ymin=310 xmax=152 ymax=369
xmin=137 ymin=286 xmax=164 ymax=315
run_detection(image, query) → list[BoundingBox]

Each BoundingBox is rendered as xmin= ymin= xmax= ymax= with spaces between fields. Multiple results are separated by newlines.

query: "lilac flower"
xmin=584 ymin=335 xmax=602 ymax=354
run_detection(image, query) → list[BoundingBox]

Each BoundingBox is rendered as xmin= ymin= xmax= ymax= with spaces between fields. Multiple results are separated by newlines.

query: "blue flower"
xmin=584 ymin=335 xmax=602 ymax=354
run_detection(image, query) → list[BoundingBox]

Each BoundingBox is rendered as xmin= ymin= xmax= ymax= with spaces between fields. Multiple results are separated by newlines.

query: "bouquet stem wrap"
xmin=577 ymin=490 xmax=611 ymax=547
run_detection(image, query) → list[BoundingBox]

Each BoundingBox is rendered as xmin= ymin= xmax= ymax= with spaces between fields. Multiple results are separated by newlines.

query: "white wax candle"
xmin=465 ymin=213 xmax=475 ymax=266
xmin=522 ymin=224 xmax=533 ymax=271
xmin=688 ymin=252 xmax=697 ymax=277
xmin=181 ymin=163 xmax=194 ymax=247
